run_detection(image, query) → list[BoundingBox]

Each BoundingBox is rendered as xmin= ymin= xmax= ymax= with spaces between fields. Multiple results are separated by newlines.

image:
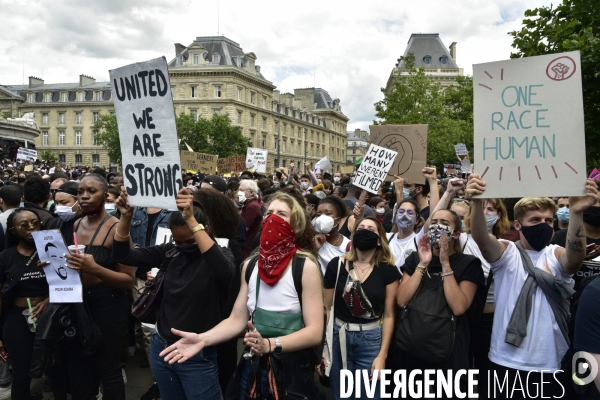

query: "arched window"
xmin=440 ymin=56 xmax=448 ymax=65
xmin=423 ymin=56 xmax=431 ymax=65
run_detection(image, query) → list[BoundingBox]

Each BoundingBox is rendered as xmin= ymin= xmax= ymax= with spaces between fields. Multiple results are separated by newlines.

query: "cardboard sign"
xmin=354 ymin=144 xmax=398 ymax=194
xmin=454 ymin=143 xmax=468 ymax=156
xmin=340 ymin=166 xmax=355 ymax=174
xmin=246 ymin=148 xmax=268 ymax=173
xmin=17 ymin=148 xmax=37 ymax=162
xmin=218 ymin=156 xmax=246 ymax=173
xmin=369 ymin=124 xmax=428 ymax=184
xmin=24 ymin=165 xmax=33 ymax=172
xmin=474 ymin=51 xmax=586 ymax=198
xmin=110 ymin=57 xmax=183 ymax=209
xmin=180 ymin=151 xmax=217 ymax=174
xmin=32 ymin=230 xmax=83 ymax=303
xmin=155 ymin=227 xmax=174 ymax=245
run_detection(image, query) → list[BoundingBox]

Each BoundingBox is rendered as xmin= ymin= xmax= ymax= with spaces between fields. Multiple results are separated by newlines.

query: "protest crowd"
xmin=0 ymin=152 xmax=598 ymax=400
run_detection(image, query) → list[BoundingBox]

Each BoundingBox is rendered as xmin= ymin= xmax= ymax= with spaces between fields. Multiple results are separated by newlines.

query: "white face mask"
xmin=333 ymin=177 xmax=340 ymax=183
xmin=300 ymin=182 xmax=309 ymax=190
xmin=105 ymin=203 xmax=117 ymax=216
xmin=237 ymin=191 xmax=247 ymax=204
xmin=56 ymin=201 xmax=78 ymax=222
xmin=485 ymin=214 xmax=499 ymax=231
xmin=312 ymin=214 xmax=336 ymax=234
xmin=375 ymin=208 xmax=385 ymax=215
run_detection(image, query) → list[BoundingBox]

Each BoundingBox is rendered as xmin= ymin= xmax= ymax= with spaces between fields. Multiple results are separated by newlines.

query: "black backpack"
xmin=396 ymin=252 xmax=475 ymax=363
xmin=245 ymin=255 xmax=326 ymax=366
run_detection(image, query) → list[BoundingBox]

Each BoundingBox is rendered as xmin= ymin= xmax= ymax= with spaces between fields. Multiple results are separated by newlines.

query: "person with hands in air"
xmin=159 ymin=192 xmax=325 ymax=400
xmin=323 ymin=217 xmax=399 ymax=400
xmin=395 ymin=208 xmax=483 ymax=398
xmin=112 ymin=187 xmax=235 ymax=400
xmin=0 ymin=209 xmax=49 ymax=400
xmin=397 ymin=167 xmax=439 ymax=221
xmin=466 ymin=173 xmax=598 ymax=399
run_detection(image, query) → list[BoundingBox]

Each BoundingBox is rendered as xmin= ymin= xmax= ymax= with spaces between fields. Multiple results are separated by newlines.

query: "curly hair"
xmin=193 ymin=190 xmax=240 ymax=239
xmin=7 ymin=208 xmax=41 ymax=248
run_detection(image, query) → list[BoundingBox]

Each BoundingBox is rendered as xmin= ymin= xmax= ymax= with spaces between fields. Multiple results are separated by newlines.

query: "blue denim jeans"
xmin=330 ymin=323 xmax=382 ymax=400
xmin=150 ymin=330 xmax=221 ymax=400
xmin=238 ymin=357 xmax=269 ymax=400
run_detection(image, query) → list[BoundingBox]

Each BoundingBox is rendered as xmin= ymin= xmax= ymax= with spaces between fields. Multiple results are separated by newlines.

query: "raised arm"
xmin=558 ymin=179 xmax=598 ymax=274
xmin=465 ymin=173 xmax=506 ymax=263
xmin=423 ymin=167 xmax=440 ymax=213
xmin=305 ymin=162 xmax=319 ymax=186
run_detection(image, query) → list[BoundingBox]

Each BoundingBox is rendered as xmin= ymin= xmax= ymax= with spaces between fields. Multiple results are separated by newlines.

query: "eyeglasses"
xmin=453 ymin=198 xmax=471 ymax=205
xmin=397 ymin=208 xmax=416 ymax=216
xmin=16 ymin=220 xmax=42 ymax=230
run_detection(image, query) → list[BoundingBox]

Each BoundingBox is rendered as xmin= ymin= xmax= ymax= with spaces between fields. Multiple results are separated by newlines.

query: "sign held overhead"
xmin=354 ymin=144 xmax=398 ymax=194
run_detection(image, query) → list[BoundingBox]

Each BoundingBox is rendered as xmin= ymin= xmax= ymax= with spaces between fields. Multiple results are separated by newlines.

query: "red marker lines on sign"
xmin=485 ymin=71 xmax=493 ymax=79
xmin=480 ymin=166 xmax=489 ymax=179
xmin=551 ymin=166 xmax=558 ymax=178
xmin=518 ymin=166 xmax=521 ymax=181
xmin=499 ymin=167 xmax=503 ymax=180
xmin=535 ymin=166 xmax=541 ymax=180
xmin=565 ymin=162 xmax=578 ymax=174
xmin=501 ymin=68 xmax=504 ymax=80
xmin=478 ymin=84 xmax=492 ymax=91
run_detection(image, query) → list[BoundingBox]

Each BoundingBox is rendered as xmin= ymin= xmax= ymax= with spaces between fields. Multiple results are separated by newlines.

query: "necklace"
xmin=354 ymin=261 xmax=373 ymax=274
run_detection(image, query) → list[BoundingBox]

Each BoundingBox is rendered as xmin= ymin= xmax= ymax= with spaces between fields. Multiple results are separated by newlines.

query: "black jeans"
xmin=3 ymin=305 xmax=36 ymax=399
xmin=469 ymin=312 xmax=494 ymax=400
xmin=65 ymin=284 xmax=128 ymax=400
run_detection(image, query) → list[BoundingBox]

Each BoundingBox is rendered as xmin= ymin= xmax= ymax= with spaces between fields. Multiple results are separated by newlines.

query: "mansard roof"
xmin=397 ymin=33 xmax=459 ymax=69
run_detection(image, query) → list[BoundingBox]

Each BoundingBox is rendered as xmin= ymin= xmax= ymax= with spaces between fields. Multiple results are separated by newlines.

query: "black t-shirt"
xmin=551 ymin=229 xmax=600 ymax=291
xmin=145 ymin=212 xmax=160 ymax=247
xmin=420 ymin=205 xmax=430 ymax=221
xmin=398 ymin=252 xmax=484 ymax=371
xmin=324 ymin=256 xmax=400 ymax=324
xmin=574 ymin=277 xmax=600 ymax=354
xmin=0 ymin=247 xmax=48 ymax=298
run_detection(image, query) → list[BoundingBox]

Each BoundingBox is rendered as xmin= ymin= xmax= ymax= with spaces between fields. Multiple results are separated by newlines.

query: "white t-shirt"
xmin=247 ymin=265 xmax=301 ymax=315
xmin=488 ymin=240 xmax=571 ymax=372
xmin=386 ymin=228 xmax=425 ymax=273
xmin=459 ymin=233 xmax=495 ymax=303
xmin=318 ymin=236 xmax=351 ymax=275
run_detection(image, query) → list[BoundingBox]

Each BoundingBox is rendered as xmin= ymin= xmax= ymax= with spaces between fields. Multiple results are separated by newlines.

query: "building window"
xmin=44 ymin=93 xmax=51 ymax=102
xmin=238 ymin=88 xmax=242 ymax=100
xmin=191 ymin=86 xmax=197 ymax=98
xmin=42 ymin=113 xmax=48 ymax=125
xmin=193 ymin=54 xmax=199 ymax=64
xmin=213 ymin=109 xmax=221 ymax=115
xmin=61 ymin=92 xmax=67 ymax=102
xmin=353 ymin=148 xmax=356 ymax=154
xmin=75 ymin=154 xmax=82 ymax=164
xmin=59 ymin=154 xmax=66 ymax=163
xmin=250 ymin=115 xmax=255 ymax=127
xmin=250 ymin=92 xmax=255 ymax=104
xmin=76 ymin=112 xmax=82 ymax=124
xmin=95 ymin=91 xmax=101 ymax=101
xmin=190 ymin=110 xmax=197 ymax=122
xmin=282 ymin=141 xmax=286 ymax=152
xmin=440 ymin=56 xmax=448 ymax=65
xmin=92 ymin=154 xmax=100 ymax=166
xmin=423 ymin=56 xmax=431 ymax=65
xmin=93 ymin=112 xmax=99 ymax=123
xmin=262 ymin=96 xmax=266 ymax=108
xmin=59 ymin=131 xmax=65 ymax=146
xmin=250 ymin=132 xmax=255 ymax=145
xmin=293 ymin=110 xmax=296 ymax=118
xmin=212 ymin=54 xmax=221 ymax=64
xmin=237 ymin=111 xmax=242 ymax=124
xmin=93 ymin=131 xmax=98 ymax=145
xmin=78 ymin=92 xmax=84 ymax=101
xmin=171 ymin=86 xmax=176 ymax=99
xmin=76 ymin=130 xmax=82 ymax=145
xmin=262 ymin=136 xmax=266 ymax=148
xmin=28 ymin=93 xmax=34 ymax=103
xmin=42 ymin=131 xmax=48 ymax=146
xmin=59 ymin=113 xmax=65 ymax=124
xmin=262 ymin=117 xmax=267 ymax=130
xmin=214 ymin=85 xmax=221 ymax=98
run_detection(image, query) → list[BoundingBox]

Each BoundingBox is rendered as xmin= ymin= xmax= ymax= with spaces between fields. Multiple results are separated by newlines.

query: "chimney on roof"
xmin=175 ymin=43 xmax=186 ymax=56
xmin=449 ymin=42 xmax=457 ymax=62
xmin=79 ymin=75 xmax=96 ymax=86
xmin=28 ymin=76 xmax=44 ymax=88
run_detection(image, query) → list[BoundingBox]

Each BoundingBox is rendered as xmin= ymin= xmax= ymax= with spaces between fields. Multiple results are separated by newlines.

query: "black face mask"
xmin=352 ymin=229 xmax=380 ymax=251
xmin=176 ymin=243 xmax=199 ymax=255
xmin=520 ymin=223 xmax=553 ymax=252
xmin=18 ymin=177 xmax=25 ymax=183
xmin=583 ymin=206 xmax=600 ymax=227
xmin=15 ymin=232 xmax=35 ymax=246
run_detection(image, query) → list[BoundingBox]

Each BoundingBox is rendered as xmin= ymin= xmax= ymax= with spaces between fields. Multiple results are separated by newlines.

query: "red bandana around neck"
xmin=258 ymin=214 xmax=298 ymax=286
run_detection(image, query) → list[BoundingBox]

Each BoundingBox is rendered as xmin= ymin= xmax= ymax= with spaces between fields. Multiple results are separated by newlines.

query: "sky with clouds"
xmin=0 ymin=0 xmax=549 ymax=131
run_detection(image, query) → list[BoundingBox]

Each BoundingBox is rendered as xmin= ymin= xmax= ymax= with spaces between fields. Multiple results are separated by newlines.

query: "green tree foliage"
xmin=92 ymin=114 xmax=122 ymax=164
xmin=177 ymin=113 xmax=250 ymax=157
xmin=509 ymin=0 xmax=600 ymax=168
xmin=374 ymin=53 xmax=474 ymax=168
xmin=40 ymin=149 xmax=57 ymax=164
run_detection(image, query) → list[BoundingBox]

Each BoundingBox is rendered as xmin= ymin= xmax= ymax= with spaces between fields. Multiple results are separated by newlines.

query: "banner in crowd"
xmin=110 ymin=57 xmax=183 ymax=209
xmin=17 ymin=148 xmax=37 ymax=162
xmin=32 ymin=230 xmax=83 ymax=303
xmin=218 ymin=156 xmax=246 ymax=174
xmin=180 ymin=151 xmax=218 ymax=174
xmin=369 ymin=124 xmax=428 ymax=184
xmin=246 ymin=148 xmax=268 ymax=173
xmin=315 ymin=156 xmax=332 ymax=172
xmin=474 ymin=51 xmax=586 ymax=198
xmin=340 ymin=166 xmax=355 ymax=174
xmin=454 ymin=143 xmax=468 ymax=156
xmin=354 ymin=144 xmax=398 ymax=194
xmin=155 ymin=227 xmax=174 ymax=245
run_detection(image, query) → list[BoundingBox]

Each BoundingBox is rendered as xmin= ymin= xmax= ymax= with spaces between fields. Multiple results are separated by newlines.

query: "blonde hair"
xmin=514 ymin=197 xmax=558 ymax=222
xmin=464 ymin=198 xmax=511 ymax=237
xmin=345 ymin=217 xmax=395 ymax=266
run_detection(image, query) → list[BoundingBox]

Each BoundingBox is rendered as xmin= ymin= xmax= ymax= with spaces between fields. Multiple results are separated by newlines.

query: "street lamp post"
xmin=276 ymin=102 xmax=281 ymax=169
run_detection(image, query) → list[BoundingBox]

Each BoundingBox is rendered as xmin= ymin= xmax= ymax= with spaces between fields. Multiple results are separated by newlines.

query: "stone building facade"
xmin=346 ymin=129 xmax=369 ymax=165
xmin=1 ymin=36 xmax=349 ymax=172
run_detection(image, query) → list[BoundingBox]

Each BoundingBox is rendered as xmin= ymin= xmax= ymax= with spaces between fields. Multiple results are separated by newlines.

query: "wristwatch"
xmin=190 ymin=224 xmax=205 ymax=234
xmin=274 ymin=337 xmax=282 ymax=354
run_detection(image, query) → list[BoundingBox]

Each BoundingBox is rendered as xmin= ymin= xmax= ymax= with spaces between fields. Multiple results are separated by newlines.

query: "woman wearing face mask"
xmin=105 ymin=186 xmax=121 ymax=217
xmin=313 ymin=196 xmax=352 ymax=275
xmin=47 ymin=181 xmax=84 ymax=246
xmin=386 ymin=199 xmax=426 ymax=272
xmin=395 ymin=209 xmax=484 ymax=397
xmin=59 ymin=174 xmax=135 ymax=400
xmin=112 ymin=187 xmax=235 ymax=400
xmin=0 ymin=209 xmax=49 ymax=400
xmin=323 ymin=217 xmax=399 ymax=400
xmin=368 ymin=196 xmax=388 ymax=224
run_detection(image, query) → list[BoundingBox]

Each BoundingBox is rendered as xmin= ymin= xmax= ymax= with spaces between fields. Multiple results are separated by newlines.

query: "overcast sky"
xmin=0 ymin=0 xmax=548 ymax=131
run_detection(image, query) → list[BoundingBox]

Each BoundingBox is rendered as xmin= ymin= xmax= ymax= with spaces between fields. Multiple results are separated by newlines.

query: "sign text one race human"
xmin=110 ymin=57 xmax=183 ymax=209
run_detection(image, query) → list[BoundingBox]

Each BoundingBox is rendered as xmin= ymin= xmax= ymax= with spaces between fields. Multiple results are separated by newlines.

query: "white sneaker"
xmin=96 ymin=388 xmax=103 ymax=400
xmin=0 ymin=383 xmax=10 ymax=400
xmin=122 ymin=368 xmax=127 ymax=384
xmin=127 ymin=343 xmax=140 ymax=357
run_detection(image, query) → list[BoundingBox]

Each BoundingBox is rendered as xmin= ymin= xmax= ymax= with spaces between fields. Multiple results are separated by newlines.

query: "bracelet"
xmin=267 ymin=338 xmax=272 ymax=353
xmin=115 ymin=230 xmax=130 ymax=240
xmin=190 ymin=224 xmax=205 ymax=234
xmin=441 ymin=270 xmax=454 ymax=277
xmin=415 ymin=265 xmax=427 ymax=275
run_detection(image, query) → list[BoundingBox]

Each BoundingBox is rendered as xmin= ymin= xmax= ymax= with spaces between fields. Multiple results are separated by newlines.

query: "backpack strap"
xmin=244 ymin=255 xmax=259 ymax=284
xmin=292 ymin=256 xmax=306 ymax=308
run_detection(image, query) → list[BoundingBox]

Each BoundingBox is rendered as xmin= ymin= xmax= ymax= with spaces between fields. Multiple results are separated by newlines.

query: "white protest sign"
xmin=460 ymin=160 xmax=473 ymax=174
xmin=110 ymin=57 xmax=183 ymax=209
xmin=32 ymin=230 xmax=82 ymax=303
xmin=246 ymin=148 xmax=268 ymax=173
xmin=317 ymin=156 xmax=332 ymax=171
xmin=454 ymin=143 xmax=468 ymax=156
xmin=17 ymin=148 xmax=37 ymax=162
xmin=155 ymin=227 xmax=174 ymax=245
xmin=474 ymin=51 xmax=586 ymax=198
xmin=354 ymin=144 xmax=398 ymax=194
